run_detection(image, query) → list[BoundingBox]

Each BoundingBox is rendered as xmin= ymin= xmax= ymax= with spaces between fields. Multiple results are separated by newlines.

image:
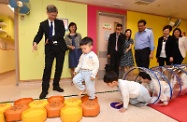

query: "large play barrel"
xmin=123 ymin=67 xmax=165 ymax=104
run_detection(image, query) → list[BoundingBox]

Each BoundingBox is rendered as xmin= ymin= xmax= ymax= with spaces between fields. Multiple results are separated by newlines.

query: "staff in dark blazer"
xmin=107 ymin=23 xmax=125 ymax=76
xmin=33 ymin=5 xmax=68 ymax=99
xmin=156 ymin=25 xmax=173 ymax=66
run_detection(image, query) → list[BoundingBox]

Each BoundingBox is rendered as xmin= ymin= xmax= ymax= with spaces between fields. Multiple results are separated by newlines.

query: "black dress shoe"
xmin=53 ymin=87 xmax=64 ymax=92
xmin=39 ymin=91 xmax=48 ymax=99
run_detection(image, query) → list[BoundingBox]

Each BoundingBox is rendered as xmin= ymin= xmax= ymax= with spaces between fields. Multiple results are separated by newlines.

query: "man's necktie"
xmin=49 ymin=21 xmax=53 ymax=39
xmin=115 ymin=37 xmax=118 ymax=51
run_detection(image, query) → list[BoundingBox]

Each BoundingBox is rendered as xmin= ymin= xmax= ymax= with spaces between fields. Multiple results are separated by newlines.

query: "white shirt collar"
xmin=48 ymin=19 xmax=54 ymax=25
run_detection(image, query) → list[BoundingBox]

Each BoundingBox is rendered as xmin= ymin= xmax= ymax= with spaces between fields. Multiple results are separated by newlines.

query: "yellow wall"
xmin=127 ymin=11 xmax=187 ymax=68
xmin=0 ymin=50 xmax=15 ymax=73
xmin=18 ymin=0 xmax=87 ymax=80
xmin=0 ymin=15 xmax=15 ymax=73
xmin=0 ymin=15 xmax=14 ymax=39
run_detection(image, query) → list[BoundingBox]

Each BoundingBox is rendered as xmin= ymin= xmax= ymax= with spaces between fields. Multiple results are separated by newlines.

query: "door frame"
xmin=14 ymin=12 xmax=19 ymax=86
xmin=97 ymin=12 xmax=126 ymax=79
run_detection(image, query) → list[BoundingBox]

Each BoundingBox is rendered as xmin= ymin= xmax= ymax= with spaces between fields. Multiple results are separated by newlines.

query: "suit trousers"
xmin=158 ymin=57 xmax=171 ymax=66
xmin=42 ymin=44 xmax=65 ymax=91
xmin=110 ymin=51 xmax=120 ymax=76
xmin=73 ymin=70 xmax=95 ymax=99
xmin=135 ymin=47 xmax=150 ymax=68
xmin=173 ymin=54 xmax=184 ymax=65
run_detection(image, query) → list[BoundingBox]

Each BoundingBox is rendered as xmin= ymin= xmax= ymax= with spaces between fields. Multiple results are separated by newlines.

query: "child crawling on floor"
xmin=103 ymin=71 xmax=151 ymax=113
xmin=139 ymin=72 xmax=170 ymax=105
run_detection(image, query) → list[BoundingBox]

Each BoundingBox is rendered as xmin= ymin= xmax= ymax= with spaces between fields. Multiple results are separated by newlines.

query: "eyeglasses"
xmin=116 ymin=28 xmax=122 ymax=31
xmin=138 ymin=25 xmax=144 ymax=28
xmin=49 ymin=13 xmax=58 ymax=17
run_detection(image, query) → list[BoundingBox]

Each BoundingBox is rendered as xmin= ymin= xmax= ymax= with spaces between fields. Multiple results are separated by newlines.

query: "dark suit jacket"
xmin=33 ymin=19 xmax=68 ymax=53
xmin=156 ymin=35 xmax=174 ymax=58
xmin=107 ymin=32 xmax=125 ymax=56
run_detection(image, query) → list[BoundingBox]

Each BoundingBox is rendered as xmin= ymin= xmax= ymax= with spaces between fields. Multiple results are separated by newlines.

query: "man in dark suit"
xmin=156 ymin=25 xmax=173 ymax=66
xmin=107 ymin=23 xmax=125 ymax=76
xmin=33 ymin=5 xmax=68 ymax=99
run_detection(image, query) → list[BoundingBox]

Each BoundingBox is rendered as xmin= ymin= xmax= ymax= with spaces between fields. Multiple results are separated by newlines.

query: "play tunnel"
xmin=123 ymin=65 xmax=187 ymax=105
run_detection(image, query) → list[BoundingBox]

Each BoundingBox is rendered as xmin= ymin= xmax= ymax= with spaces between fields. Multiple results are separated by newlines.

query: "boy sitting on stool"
xmin=104 ymin=71 xmax=151 ymax=113
xmin=73 ymin=37 xmax=99 ymax=100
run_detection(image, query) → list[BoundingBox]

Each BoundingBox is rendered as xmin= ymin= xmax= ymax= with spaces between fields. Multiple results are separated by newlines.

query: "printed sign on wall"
xmin=103 ymin=23 xmax=112 ymax=30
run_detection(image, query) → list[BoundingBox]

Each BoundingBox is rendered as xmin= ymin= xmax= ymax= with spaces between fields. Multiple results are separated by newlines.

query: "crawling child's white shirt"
xmin=118 ymin=79 xmax=141 ymax=109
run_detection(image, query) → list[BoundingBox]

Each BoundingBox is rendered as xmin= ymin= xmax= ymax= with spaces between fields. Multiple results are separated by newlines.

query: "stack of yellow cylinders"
xmin=0 ymin=111 xmax=4 ymax=122
xmin=61 ymin=98 xmax=82 ymax=122
xmin=0 ymin=103 xmax=12 ymax=113
xmin=64 ymin=98 xmax=82 ymax=106
xmin=29 ymin=100 xmax=48 ymax=108
xmin=22 ymin=108 xmax=47 ymax=122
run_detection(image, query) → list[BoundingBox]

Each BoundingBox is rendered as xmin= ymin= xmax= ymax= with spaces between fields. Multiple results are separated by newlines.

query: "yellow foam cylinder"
xmin=60 ymin=106 xmax=82 ymax=122
xmin=64 ymin=98 xmax=82 ymax=107
xmin=22 ymin=108 xmax=47 ymax=122
xmin=0 ymin=112 xmax=4 ymax=122
xmin=0 ymin=103 xmax=12 ymax=113
xmin=29 ymin=100 xmax=48 ymax=108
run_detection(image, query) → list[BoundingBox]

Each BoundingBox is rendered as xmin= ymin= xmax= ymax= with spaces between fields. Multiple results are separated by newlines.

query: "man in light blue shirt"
xmin=134 ymin=19 xmax=154 ymax=68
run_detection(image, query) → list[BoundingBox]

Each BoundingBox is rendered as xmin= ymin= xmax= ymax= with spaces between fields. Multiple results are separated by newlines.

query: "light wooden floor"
xmin=0 ymin=71 xmax=177 ymax=122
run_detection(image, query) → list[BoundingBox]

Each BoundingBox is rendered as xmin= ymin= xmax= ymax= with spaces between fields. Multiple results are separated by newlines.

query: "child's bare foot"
xmin=71 ymin=81 xmax=74 ymax=86
xmin=78 ymin=90 xmax=86 ymax=97
xmin=160 ymin=101 xmax=168 ymax=106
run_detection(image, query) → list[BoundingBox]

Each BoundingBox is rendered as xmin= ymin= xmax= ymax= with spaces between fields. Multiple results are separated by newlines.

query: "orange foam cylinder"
xmin=14 ymin=98 xmax=33 ymax=106
xmin=81 ymin=95 xmax=98 ymax=103
xmin=45 ymin=101 xmax=64 ymax=118
xmin=5 ymin=104 xmax=29 ymax=122
xmin=81 ymin=100 xmax=100 ymax=117
xmin=47 ymin=96 xmax=64 ymax=103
